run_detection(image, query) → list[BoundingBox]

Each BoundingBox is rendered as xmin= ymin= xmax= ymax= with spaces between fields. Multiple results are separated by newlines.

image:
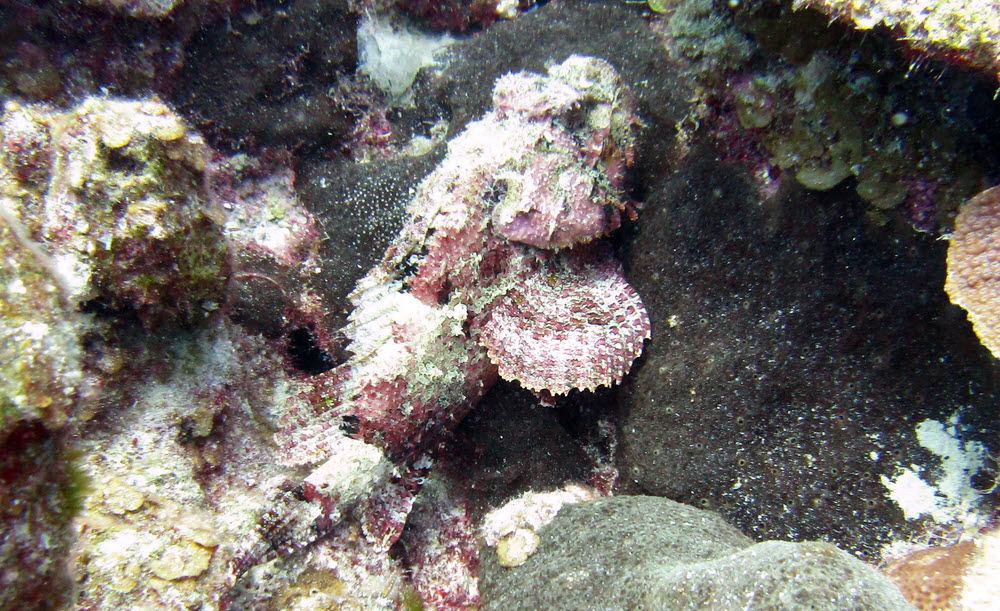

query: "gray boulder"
xmin=481 ymin=495 xmax=915 ymax=610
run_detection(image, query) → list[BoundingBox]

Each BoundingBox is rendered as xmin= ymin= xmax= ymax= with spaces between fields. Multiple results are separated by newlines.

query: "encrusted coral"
xmin=0 ymin=201 xmax=86 ymax=436
xmin=6 ymin=0 xmax=1000 ymax=607
xmin=655 ymin=0 xmax=989 ymax=230
xmin=651 ymin=0 xmax=754 ymax=77
xmin=204 ymin=151 xmax=334 ymax=342
xmin=725 ymin=48 xmax=981 ymax=226
xmin=945 ymin=186 xmax=1000 ymax=359
xmin=66 ymin=323 xmax=323 ymax=610
xmin=0 ymin=97 xmax=230 ymax=328
xmin=72 ymin=481 xmax=228 ymax=609
xmin=791 ymin=0 xmax=1000 ymax=78
xmin=480 ymin=484 xmax=598 ymax=567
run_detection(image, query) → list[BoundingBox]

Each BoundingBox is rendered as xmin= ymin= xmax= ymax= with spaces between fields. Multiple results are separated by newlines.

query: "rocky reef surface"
xmin=2 ymin=0 xmax=999 ymax=610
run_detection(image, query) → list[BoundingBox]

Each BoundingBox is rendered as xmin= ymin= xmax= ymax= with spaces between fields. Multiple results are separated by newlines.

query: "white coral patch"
xmin=880 ymin=416 xmax=987 ymax=526
xmin=358 ymin=16 xmax=452 ymax=99
xmin=481 ymin=484 xmax=598 ymax=548
xmin=51 ymin=252 xmax=91 ymax=298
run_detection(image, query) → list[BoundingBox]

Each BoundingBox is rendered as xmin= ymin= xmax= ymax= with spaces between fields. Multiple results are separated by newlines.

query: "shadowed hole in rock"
xmin=287 ymin=327 xmax=335 ymax=375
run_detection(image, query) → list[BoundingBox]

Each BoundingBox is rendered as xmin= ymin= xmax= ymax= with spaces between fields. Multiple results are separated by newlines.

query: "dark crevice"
xmin=287 ymin=327 xmax=335 ymax=375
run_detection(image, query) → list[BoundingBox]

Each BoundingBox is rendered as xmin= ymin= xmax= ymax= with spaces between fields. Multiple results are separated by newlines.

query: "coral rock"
xmin=0 ymin=203 xmax=86 ymax=436
xmin=946 ymin=186 xmax=1000 ymax=359
xmin=792 ymin=0 xmax=1000 ymax=78
xmin=0 ymin=97 xmax=230 ymax=329
xmin=480 ymin=484 xmax=599 ymax=568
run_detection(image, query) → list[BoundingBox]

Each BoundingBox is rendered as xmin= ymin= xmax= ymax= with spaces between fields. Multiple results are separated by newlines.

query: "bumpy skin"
xmin=478 ymin=246 xmax=648 ymax=395
xmin=946 ymin=186 xmax=1000 ymax=359
xmin=279 ymin=54 xmax=648 ymax=463
xmin=241 ymin=56 xmax=650 ymax=589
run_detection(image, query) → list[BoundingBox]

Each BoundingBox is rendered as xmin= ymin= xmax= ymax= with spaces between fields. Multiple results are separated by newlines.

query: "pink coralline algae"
xmin=252 ymin=55 xmax=650 ymax=587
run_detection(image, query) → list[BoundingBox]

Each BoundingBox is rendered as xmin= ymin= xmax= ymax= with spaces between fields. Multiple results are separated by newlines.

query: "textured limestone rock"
xmin=0 ymin=97 xmax=230 ymax=329
xmin=790 ymin=0 xmax=1000 ymax=78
